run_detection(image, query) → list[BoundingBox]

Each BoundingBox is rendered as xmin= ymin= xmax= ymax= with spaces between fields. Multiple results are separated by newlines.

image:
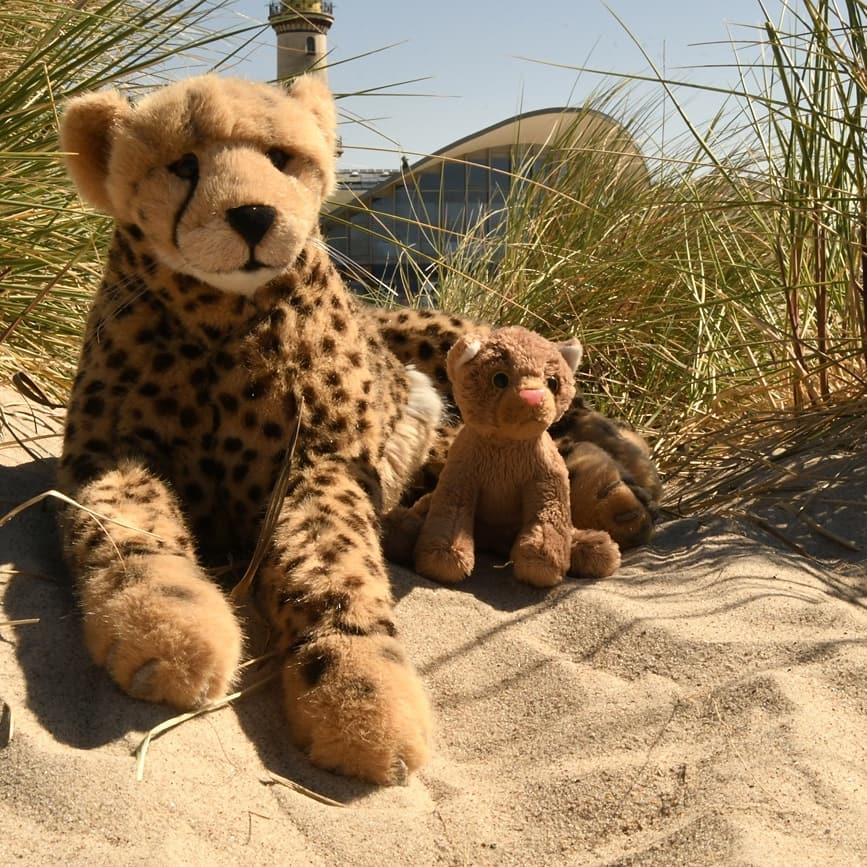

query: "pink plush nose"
xmin=518 ymin=388 xmax=545 ymax=406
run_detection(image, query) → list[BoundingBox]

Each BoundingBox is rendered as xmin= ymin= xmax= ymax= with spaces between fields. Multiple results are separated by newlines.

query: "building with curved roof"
xmin=323 ymin=105 xmax=650 ymax=292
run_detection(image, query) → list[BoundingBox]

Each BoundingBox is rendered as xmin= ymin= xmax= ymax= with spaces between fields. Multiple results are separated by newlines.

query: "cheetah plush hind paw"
xmin=283 ymin=633 xmax=431 ymax=786
xmin=381 ymin=498 xmax=428 ymax=567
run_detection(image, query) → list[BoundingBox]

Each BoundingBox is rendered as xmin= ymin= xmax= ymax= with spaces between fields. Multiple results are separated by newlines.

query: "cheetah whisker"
xmin=237 ymin=651 xmax=279 ymax=670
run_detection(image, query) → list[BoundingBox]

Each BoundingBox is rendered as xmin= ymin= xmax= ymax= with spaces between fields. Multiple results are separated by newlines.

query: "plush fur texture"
xmin=395 ymin=328 xmax=621 ymax=586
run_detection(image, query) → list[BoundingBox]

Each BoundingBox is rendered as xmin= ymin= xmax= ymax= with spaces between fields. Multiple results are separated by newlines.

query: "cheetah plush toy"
xmin=411 ymin=327 xmax=620 ymax=586
xmin=58 ymin=74 xmax=661 ymax=786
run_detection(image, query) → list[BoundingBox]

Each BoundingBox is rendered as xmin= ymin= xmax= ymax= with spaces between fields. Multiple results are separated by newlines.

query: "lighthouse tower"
xmin=268 ymin=1 xmax=334 ymax=83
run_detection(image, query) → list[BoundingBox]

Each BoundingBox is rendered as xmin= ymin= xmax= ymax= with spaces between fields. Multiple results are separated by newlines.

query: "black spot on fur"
xmin=215 ymin=351 xmax=236 ymax=371
xmin=199 ymin=458 xmax=226 ymax=481
xmin=179 ymin=343 xmax=203 ymax=359
xmin=152 ymin=353 xmax=175 ymax=372
xmin=83 ymin=396 xmax=105 ymax=417
xmin=184 ymin=482 xmax=204 ymax=502
xmin=302 ymin=652 xmax=331 ymax=687
xmin=155 ymin=397 xmax=179 ymax=416
xmin=179 ymin=406 xmax=199 ymax=428
xmin=83 ymin=438 xmax=109 ymax=453
xmin=219 ymin=393 xmax=239 ymax=413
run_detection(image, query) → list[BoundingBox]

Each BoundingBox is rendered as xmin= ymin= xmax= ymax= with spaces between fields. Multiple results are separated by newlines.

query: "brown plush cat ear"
xmin=446 ymin=333 xmax=484 ymax=380
xmin=558 ymin=338 xmax=583 ymax=373
xmin=60 ymin=89 xmax=132 ymax=213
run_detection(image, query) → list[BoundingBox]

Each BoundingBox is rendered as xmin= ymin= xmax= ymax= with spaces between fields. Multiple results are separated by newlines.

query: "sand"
xmin=1 ymin=386 xmax=866 ymax=866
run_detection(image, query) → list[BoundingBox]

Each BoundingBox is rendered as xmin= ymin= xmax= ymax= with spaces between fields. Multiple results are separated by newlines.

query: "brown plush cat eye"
xmin=491 ymin=372 xmax=510 ymax=388
xmin=546 ymin=376 xmax=560 ymax=393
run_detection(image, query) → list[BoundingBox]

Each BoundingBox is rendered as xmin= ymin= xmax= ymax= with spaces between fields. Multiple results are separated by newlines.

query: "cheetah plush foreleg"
xmin=256 ymin=463 xmax=431 ymax=786
xmin=60 ymin=460 xmax=243 ymax=708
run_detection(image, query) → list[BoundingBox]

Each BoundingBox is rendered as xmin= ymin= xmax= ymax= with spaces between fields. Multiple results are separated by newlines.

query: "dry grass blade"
xmin=779 ymin=502 xmax=862 ymax=552
xmin=0 ymin=488 xmax=162 ymax=539
xmin=230 ymin=399 xmax=304 ymax=604
xmin=0 ymin=567 xmax=61 ymax=584
xmin=134 ymin=671 xmax=279 ymax=782
xmin=662 ymin=395 xmax=867 ymax=516
xmin=260 ymin=771 xmax=346 ymax=808
xmin=0 ymin=618 xmax=40 ymax=627
xmin=0 ymin=702 xmax=13 ymax=748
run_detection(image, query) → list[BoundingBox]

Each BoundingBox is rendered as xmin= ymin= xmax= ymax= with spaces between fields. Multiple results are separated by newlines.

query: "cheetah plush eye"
xmin=492 ymin=372 xmax=510 ymax=389
xmin=267 ymin=148 xmax=293 ymax=171
xmin=546 ymin=376 xmax=560 ymax=394
xmin=167 ymin=153 xmax=199 ymax=180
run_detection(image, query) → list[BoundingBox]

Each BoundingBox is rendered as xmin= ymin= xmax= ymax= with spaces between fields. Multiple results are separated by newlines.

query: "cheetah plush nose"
xmin=518 ymin=388 xmax=546 ymax=406
xmin=226 ymin=204 xmax=276 ymax=247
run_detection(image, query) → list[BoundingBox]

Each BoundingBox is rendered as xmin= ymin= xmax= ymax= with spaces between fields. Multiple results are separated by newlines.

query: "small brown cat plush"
xmin=409 ymin=326 xmax=621 ymax=587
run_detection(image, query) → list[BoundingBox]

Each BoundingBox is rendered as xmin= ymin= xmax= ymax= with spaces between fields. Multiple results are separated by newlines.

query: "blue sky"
xmin=218 ymin=0 xmax=788 ymax=168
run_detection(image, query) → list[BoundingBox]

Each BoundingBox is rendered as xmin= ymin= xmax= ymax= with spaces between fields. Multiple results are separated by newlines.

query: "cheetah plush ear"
xmin=288 ymin=75 xmax=337 ymax=158
xmin=558 ymin=338 xmax=583 ymax=374
xmin=446 ymin=334 xmax=484 ymax=381
xmin=60 ymin=89 xmax=132 ymax=213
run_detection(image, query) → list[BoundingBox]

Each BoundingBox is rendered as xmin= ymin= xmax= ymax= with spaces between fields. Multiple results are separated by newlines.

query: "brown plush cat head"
xmin=447 ymin=326 xmax=582 ymax=440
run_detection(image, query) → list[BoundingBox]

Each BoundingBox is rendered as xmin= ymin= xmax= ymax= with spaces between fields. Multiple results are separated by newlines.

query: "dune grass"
xmin=344 ymin=0 xmax=866 ymax=513
xmin=438 ymin=1 xmax=867 ymax=423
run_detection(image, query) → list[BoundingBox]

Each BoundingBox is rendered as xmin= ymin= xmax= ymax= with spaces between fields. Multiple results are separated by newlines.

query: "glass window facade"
xmin=323 ymin=146 xmax=517 ymax=289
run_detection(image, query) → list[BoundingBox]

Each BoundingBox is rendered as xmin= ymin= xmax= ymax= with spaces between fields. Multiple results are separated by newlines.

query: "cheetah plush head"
xmin=447 ymin=326 xmax=582 ymax=440
xmin=60 ymin=75 xmax=336 ymax=296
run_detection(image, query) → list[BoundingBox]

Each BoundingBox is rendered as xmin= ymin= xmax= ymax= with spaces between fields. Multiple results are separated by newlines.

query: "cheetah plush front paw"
xmin=81 ymin=554 xmax=243 ymax=709
xmin=283 ymin=632 xmax=431 ymax=786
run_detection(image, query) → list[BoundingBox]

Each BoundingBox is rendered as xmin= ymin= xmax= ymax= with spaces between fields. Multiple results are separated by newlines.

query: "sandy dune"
xmin=2 ymin=389 xmax=865 ymax=865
